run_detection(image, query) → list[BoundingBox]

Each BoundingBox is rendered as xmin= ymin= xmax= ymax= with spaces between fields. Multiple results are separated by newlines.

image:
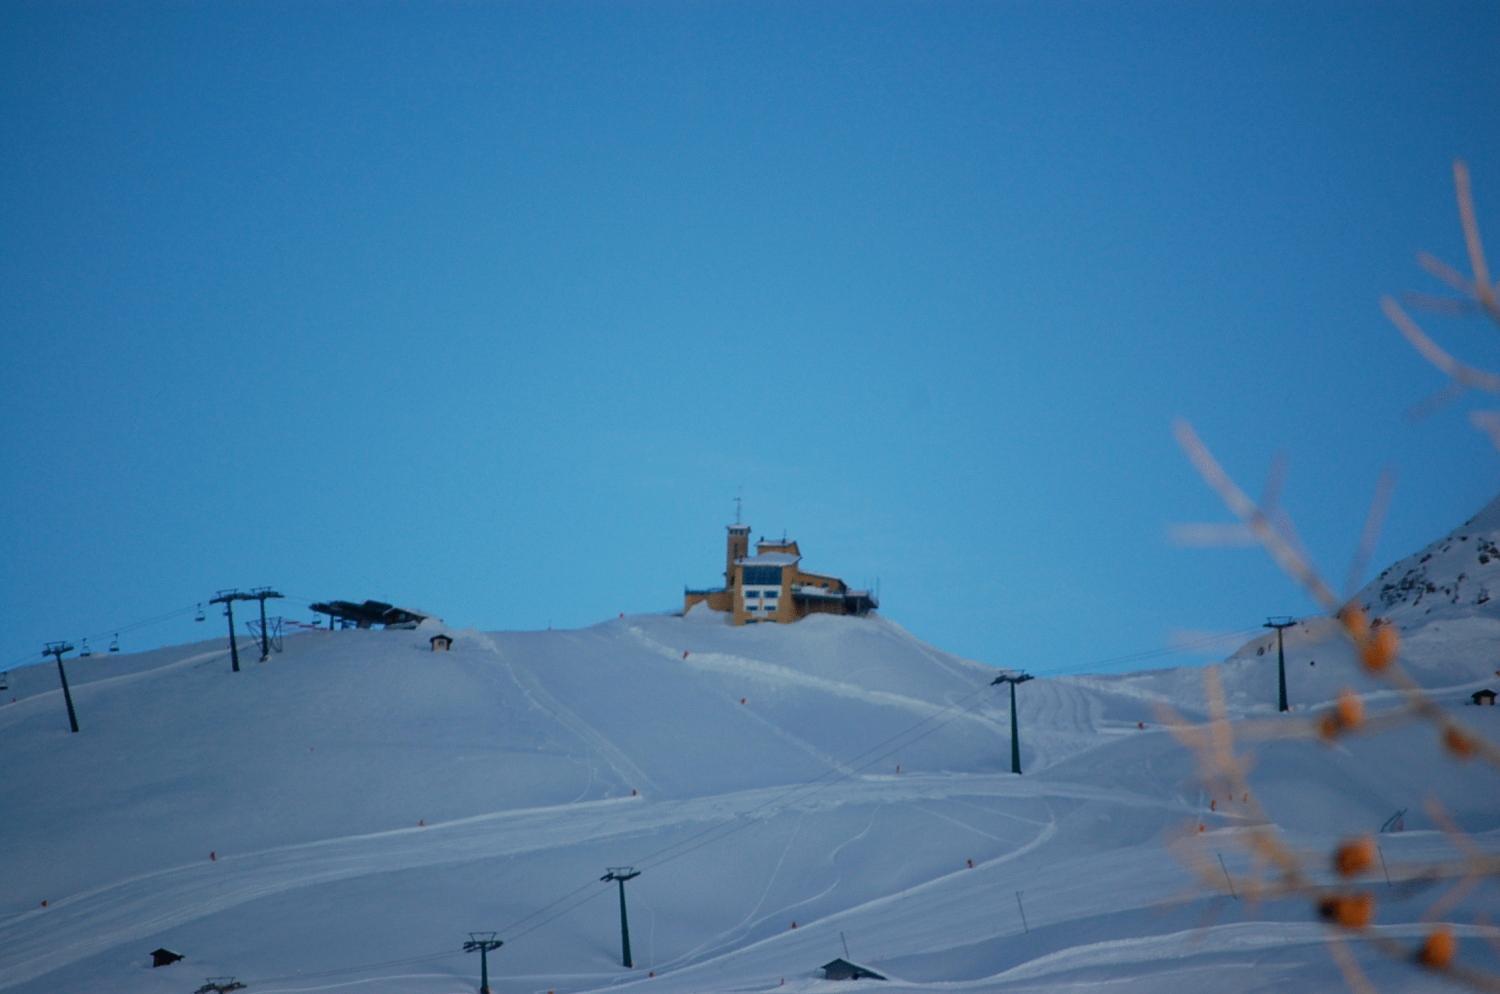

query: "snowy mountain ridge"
xmin=1360 ymin=493 xmax=1500 ymax=621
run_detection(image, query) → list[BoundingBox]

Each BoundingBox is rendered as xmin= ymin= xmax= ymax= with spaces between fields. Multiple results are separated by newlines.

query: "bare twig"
xmin=1418 ymin=251 xmax=1478 ymax=298
xmin=1407 ymin=381 xmax=1470 ymax=421
xmin=1402 ymin=290 xmax=1481 ymax=316
xmin=1327 ymin=933 xmax=1380 ymax=994
xmin=1454 ymin=161 xmax=1500 ymax=319
xmin=1172 ymin=420 xmax=1341 ymax=609
xmin=1382 ymin=297 xmax=1500 ymax=393
xmin=1345 ymin=469 xmax=1395 ymax=598
xmin=1470 ymin=411 xmax=1500 ymax=450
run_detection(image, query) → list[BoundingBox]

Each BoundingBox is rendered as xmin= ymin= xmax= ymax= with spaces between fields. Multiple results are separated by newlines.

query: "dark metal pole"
xmin=1264 ymin=617 xmax=1293 ymax=712
xmin=225 ymin=600 xmax=240 ymax=672
xmin=56 ymin=655 xmax=78 ymax=733
xmin=45 ymin=642 xmax=79 ymax=733
xmin=1275 ymin=627 xmax=1288 ymax=712
xmin=258 ymin=595 xmax=270 ymax=661
xmin=992 ymin=672 xmax=1032 ymax=774
xmin=1009 ymin=680 xmax=1021 ymax=774
xmin=618 ymin=877 xmax=633 ymax=968
xmin=602 ymin=867 xmax=641 ymax=968
xmin=463 ymin=933 xmax=502 ymax=994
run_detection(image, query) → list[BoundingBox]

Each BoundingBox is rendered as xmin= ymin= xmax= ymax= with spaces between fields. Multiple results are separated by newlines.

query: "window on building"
xmin=743 ymin=566 xmax=783 ymax=586
xmin=745 ymin=590 xmax=760 ymax=599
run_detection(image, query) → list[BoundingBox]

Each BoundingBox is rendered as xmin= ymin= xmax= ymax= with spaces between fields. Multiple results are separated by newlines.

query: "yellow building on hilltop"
xmin=684 ymin=522 xmax=878 ymax=625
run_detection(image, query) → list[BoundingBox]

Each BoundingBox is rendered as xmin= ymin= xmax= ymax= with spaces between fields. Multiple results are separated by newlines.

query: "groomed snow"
xmin=3 ymin=504 xmax=1499 ymax=994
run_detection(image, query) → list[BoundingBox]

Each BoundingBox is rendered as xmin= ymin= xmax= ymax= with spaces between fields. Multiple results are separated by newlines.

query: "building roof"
xmin=310 ymin=600 xmax=429 ymax=628
xmin=821 ymin=958 xmax=886 ymax=981
xmin=738 ymin=552 xmax=800 ymax=566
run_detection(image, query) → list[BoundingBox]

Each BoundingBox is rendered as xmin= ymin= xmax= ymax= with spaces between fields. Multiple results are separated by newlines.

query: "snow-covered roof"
xmin=737 ymin=552 xmax=800 ymax=566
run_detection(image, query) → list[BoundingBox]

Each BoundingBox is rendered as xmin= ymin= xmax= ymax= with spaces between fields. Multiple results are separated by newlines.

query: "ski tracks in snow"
xmin=628 ymin=628 xmax=994 ymax=734
xmin=0 ymin=795 xmax=638 ymax=992
xmin=485 ymin=642 xmax=661 ymax=797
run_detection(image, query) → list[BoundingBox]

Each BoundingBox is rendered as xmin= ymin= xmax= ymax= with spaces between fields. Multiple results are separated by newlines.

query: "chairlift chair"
xmin=80 ymin=638 xmax=92 ymax=658
xmin=0 ymin=671 xmax=8 ymax=691
xmin=195 ymin=602 xmax=206 ymax=622
xmin=108 ymin=633 xmax=119 ymax=653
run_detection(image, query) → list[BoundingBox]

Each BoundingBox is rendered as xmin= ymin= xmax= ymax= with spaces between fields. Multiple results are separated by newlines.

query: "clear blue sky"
xmin=4 ymin=1 xmax=1498 ymax=676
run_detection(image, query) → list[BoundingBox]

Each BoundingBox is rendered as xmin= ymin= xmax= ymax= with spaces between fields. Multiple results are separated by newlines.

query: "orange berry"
xmin=1321 ymin=692 xmax=1365 ymax=740
xmin=1443 ymin=726 xmax=1476 ymax=760
xmin=1334 ymin=690 xmax=1364 ymax=730
xmin=1417 ymin=927 xmax=1456 ymax=969
xmin=1318 ymin=713 xmax=1341 ymax=741
xmin=1339 ymin=604 xmax=1370 ymax=641
xmin=1318 ymin=892 xmax=1374 ymax=929
xmin=1333 ymin=837 xmax=1375 ymax=877
xmin=1360 ymin=625 xmax=1398 ymax=672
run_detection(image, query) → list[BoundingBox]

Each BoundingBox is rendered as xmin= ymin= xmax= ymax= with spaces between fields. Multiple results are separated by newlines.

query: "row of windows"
xmin=742 ymin=566 xmax=784 ymax=586
xmin=744 ymin=589 xmax=780 ymax=599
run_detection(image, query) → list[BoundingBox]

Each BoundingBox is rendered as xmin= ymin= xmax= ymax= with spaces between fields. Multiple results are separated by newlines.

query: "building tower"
xmin=726 ymin=523 xmax=751 ymax=587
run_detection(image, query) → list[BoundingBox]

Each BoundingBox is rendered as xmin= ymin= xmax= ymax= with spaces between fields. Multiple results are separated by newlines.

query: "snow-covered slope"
xmin=3 ymin=507 xmax=1498 ymax=994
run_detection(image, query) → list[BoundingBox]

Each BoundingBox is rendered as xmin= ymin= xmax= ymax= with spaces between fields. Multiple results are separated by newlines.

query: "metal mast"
xmin=1264 ymin=616 xmax=1294 ymax=712
xmin=601 ymin=867 xmax=642 ymax=968
xmin=249 ymin=587 xmax=284 ymax=661
xmin=462 ymin=932 xmax=503 ymax=994
xmin=210 ymin=590 xmax=244 ymax=672
xmin=43 ymin=641 xmax=79 ymax=733
xmin=990 ymin=672 xmax=1034 ymax=774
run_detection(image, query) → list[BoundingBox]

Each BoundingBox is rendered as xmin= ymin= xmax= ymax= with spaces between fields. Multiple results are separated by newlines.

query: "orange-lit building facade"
xmin=684 ymin=523 xmax=878 ymax=625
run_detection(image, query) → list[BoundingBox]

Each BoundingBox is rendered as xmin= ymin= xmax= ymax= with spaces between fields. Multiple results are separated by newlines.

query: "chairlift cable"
xmin=2 ymin=602 xmax=203 ymax=670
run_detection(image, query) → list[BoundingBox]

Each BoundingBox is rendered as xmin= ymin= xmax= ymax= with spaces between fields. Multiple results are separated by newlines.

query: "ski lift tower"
xmin=209 ymin=590 xmax=247 ymax=672
xmin=1264 ymin=616 xmax=1295 ymax=712
xmin=248 ymin=587 xmax=284 ymax=660
xmin=463 ymin=932 xmax=503 ymax=994
xmin=43 ymin=641 xmax=79 ymax=733
xmin=991 ymin=672 xmax=1034 ymax=774
xmin=601 ymin=867 xmax=642 ymax=968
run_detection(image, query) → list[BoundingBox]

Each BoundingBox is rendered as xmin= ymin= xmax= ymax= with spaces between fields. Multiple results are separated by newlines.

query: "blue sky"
xmin=3 ymin=1 xmax=1498 ymax=676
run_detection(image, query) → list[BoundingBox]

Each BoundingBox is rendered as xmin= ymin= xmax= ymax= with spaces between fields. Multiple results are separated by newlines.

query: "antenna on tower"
xmin=734 ymin=495 xmax=742 ymax=525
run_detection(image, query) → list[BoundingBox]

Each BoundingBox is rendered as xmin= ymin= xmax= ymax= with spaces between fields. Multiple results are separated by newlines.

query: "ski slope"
xmin=3 ymin=506 xmax=1500 ymax=994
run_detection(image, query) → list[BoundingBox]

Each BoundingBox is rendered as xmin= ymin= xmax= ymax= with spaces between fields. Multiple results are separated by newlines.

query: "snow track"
xmin=0 ymin=774 xmax=1071 ymax=991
